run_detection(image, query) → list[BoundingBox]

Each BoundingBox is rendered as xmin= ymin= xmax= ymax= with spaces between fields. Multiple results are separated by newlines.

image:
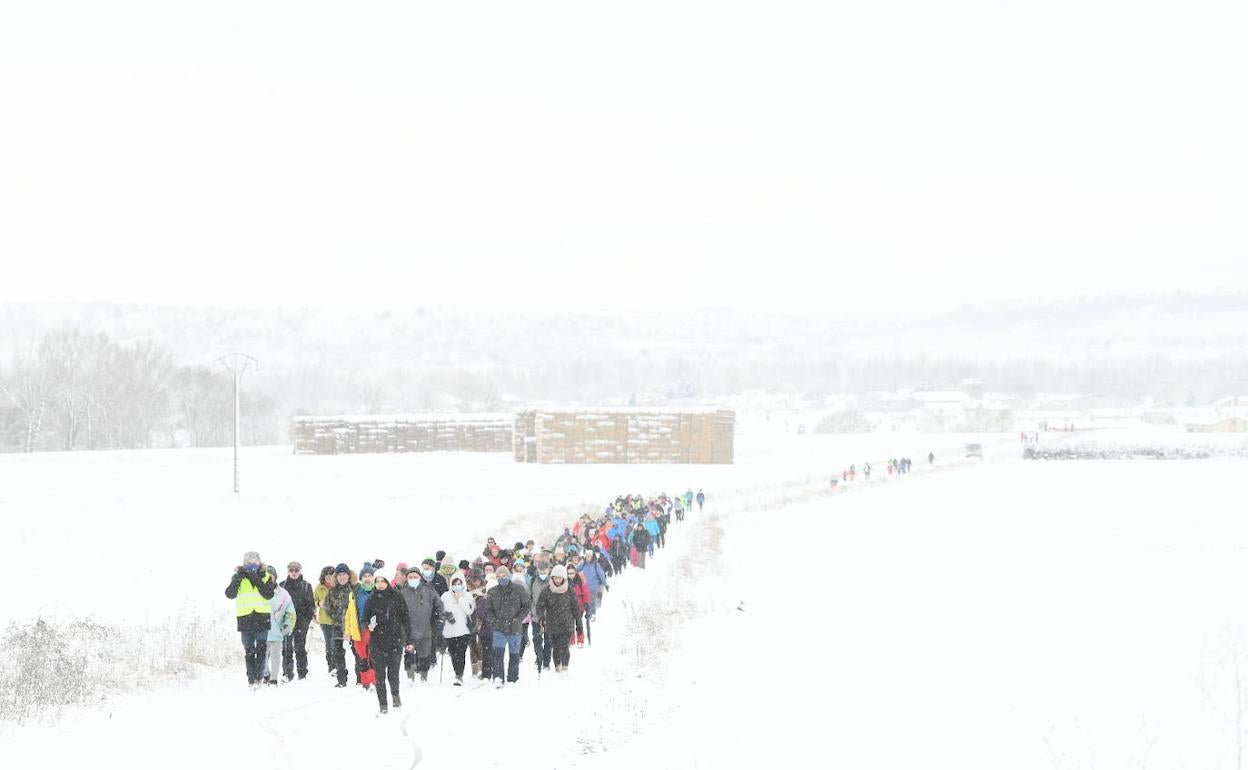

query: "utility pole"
xmin=216 ymin=353 xmax=258 ymax=494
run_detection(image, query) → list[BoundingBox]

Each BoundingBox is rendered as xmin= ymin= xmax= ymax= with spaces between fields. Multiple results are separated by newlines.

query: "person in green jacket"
xmin=313 ymin=566 xmax=335 ymax=675
xmin=224 ymin=550 xmax=277 ymax=688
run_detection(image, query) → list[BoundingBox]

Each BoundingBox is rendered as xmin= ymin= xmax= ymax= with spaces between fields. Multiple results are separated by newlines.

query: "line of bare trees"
xmin=0 ymin=329 xmax=278 ymax=453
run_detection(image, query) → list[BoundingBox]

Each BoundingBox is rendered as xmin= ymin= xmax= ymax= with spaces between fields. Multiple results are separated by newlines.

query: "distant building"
xmin=514 ymin=407 xmax=735 ymax=464
xmin=293 ymin=414 xmax=513 ymax=454
xmin=1185 ymin=417 xmax=1248 ymax=433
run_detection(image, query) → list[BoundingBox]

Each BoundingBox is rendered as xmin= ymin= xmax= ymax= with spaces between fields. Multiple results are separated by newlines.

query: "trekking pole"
xmin=586 ymin=614 xmax=592 ymax=647
xmin=439 ymin=650 xmax=444 ymax=684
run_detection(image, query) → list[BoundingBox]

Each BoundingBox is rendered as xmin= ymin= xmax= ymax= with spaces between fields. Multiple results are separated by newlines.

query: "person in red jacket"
xmin=565 ymin=564 xmax=590 ymax=648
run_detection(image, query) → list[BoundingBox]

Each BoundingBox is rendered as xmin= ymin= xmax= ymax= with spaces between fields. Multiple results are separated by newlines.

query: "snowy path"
xmin=0 ymin=437 xmax=1002 ymax=768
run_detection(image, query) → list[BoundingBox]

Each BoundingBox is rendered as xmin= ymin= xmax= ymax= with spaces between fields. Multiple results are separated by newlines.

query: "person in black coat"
xmin=485 ymin=565 xmax=529 ymax=687
xmin=534 ymin=564 xmax=582 ymax=673
xmin=362 ymin=575 xmax=411 ymax=713
xmin=632 ymin=523 xmax=651 ymax=569
xmin=279 ymin=561 xmax=315 ymax=680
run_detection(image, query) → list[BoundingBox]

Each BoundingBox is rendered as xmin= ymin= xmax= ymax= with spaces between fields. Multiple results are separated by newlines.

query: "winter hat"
xmin=265 ymin=564 xmax=278 ymax=578
xmin=421 ymin=558 xmax=436 ymax=568
xmin=287 ymin=561 xmax=302 ymax=571
xmin=494 ymin=564 xmax=511 ymax=578
xmin=335 ymin=563 xmax=350 ymax=574
xmin=319 ymin=565 xmax=335 ymax=582
xmin=405 ymin=565 xmax=422 ymax=577
xmin=359 ymin=563 xmax=375 ymax=577
xmin=551 ymin=564 xmax=567 ymax=579
xmin=243 ymin=551 xmax=261 ymax=564
xmin=374 ymin=574 xmax=390 ymax=588
xmin=395 ymin=562 xmax=409 ymax=574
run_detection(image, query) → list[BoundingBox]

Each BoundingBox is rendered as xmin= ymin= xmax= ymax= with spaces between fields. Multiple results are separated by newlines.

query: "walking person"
xmin=632 ymin=522 xmax=651 ymax=569
xmin=263 ymin=565 xmax=297 ymax=686
xmin=400 ymin=564 xmax=440 ymax=683
xmin=535 ymin=565 xmax=581 ymax=674
xmin=696 ymin=489 xmax=705 ymax=511
xmin=528 ymin=559 xmax=552 ymax=674
xmin=440 ymin=571 xmax=476 ymax=686
xmin=470 ymin=570 xmax=493 ymax=680
xmin=224 ymin=550 xmax=277 ymax=689
xmin=280 ymin=561 xmax=315 ymax=681
xmin=486 ymin=564 xmax=528 ymax=688
xmin=353 ymin=564 xmax=377 ymax=689
xmin=313 ymin=566 xmax=336 ymax=676
xmin=362 ymin=573 xmax=410 ymax=714
xmin=579 ymin=549 xmax=607 ymax=621
xmin=323 ymin=563 xmax=359 ymax=688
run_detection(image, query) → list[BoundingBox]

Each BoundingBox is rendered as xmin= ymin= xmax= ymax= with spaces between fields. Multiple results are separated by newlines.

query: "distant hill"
xmin=1 ymin=294 xmax=1246 ymax=415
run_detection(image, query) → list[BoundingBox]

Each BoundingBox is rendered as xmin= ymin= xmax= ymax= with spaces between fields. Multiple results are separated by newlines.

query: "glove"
xmin=443 ymin=611 xmax=456 ymax=624
xmin=576 ymin=633 xmax=585 ymax=647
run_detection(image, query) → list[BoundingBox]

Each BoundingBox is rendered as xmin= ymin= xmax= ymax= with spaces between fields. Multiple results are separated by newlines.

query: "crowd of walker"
xmin=225 ymin=488 xmax=708 ymax=713
xmin=832 ymin=450 xmax=935 ymax=488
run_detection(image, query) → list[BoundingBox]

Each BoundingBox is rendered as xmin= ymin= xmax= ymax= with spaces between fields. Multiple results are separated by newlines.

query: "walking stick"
xmin=586 ymin=614 xmax=592 ymax=647
xmin=439 ymin=650 xmax=444 ymax=684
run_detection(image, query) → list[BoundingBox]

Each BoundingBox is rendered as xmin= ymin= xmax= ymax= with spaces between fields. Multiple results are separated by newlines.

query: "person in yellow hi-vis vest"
xmin=224 ymin=550 xmax=277 ymax=688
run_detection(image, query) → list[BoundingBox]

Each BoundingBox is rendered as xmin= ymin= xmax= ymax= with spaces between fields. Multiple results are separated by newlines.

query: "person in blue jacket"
xmin=578 ymin=549 xmax=607 ymax=621
xmin=696 ymin=489 xmax=705 ymax=511
xmin=643 ymin=514 xmax=660 ymax=557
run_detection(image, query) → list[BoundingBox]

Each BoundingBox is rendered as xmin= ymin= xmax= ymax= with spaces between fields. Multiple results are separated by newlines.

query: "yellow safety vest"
xmin=235 ymin=573 xmax=271 ymax=618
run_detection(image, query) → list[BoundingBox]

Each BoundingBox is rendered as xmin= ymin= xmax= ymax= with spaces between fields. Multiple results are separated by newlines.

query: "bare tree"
xmin=0 ymin=342 xmax=52 ymax=452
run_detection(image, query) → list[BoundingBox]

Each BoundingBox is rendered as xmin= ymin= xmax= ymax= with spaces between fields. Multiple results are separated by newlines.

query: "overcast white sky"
xmin=0 ymin=1 xmax=1244 ymax=315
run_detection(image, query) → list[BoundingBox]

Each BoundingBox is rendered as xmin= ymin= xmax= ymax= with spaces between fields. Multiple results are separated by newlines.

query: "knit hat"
xmin=395 ymin=562 xmax=409 ymax=573
xmin=494 ymin=564 xmax=511 ymax=577
xmin=335 ymin=563 xmax=350 ymax=574
xmin=551 ymin=564 xmax=567 ymax=579
xmin=265 ymin=564 xmax=278 ymax=578
xmin=405 ymin=565 xmax=422 ymax=576
xmin=421 ymin=558 xmax=436 ymax=568
xmin=287 ymin=561 xmax=302 ymax=571
xmin=359 ymin=563 xmax=375 ymax=577
xmin=243 ymin=551 xmax=261 ymax=564
xmin=373 ymin=574 xmax=390 ymax=587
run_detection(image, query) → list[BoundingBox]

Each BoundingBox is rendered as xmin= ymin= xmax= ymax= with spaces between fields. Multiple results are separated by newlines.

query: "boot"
xmin=454 ymin=675 xmax=463 ymax=686
xmin=420 ymin=670 xmax=428 ymax=683
xmin=392 ymin=693 xmax=402 ymax=708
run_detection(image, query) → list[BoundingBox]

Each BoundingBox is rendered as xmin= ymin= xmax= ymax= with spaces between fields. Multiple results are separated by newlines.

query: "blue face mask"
xmin=452 ymin=584 xmax=465 ymax=593
xmin=421 ymin=569 xmax=434 ymax=580
xmin=497 ymin=577 xmax=511 ymax=587
xmin=245 ymin=563 xmax=260 ymax=573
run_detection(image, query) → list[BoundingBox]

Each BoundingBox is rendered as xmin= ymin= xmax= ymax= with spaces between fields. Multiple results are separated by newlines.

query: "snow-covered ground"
xmin=9 ymin=432 xmax=1241 ymax=768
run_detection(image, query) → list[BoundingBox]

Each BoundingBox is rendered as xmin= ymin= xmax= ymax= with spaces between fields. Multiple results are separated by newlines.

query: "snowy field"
xmin=7 ymin=434 xmax=1241 ymax=768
